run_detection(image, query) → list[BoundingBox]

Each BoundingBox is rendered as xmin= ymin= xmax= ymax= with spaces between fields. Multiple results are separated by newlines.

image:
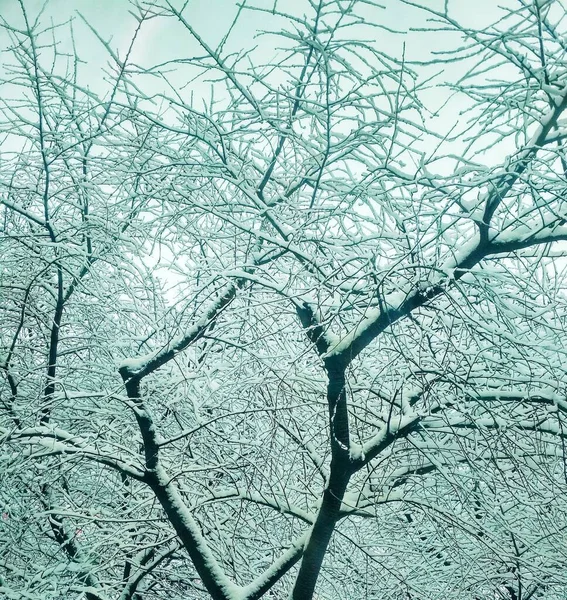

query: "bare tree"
xmin=2 ymin=0 xmax=567 ymax=599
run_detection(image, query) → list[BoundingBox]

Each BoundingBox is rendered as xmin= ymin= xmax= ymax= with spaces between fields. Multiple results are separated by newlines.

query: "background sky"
xmin=0 ymin=0 xmax=526 ymax=173
xmin=0 ymin=0 xmax=507 ymax=88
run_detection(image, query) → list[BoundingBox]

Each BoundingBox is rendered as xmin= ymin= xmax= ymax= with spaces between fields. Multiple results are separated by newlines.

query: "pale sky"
xmin=0 ymin=0 xmax=507 ymax=80
xmin=0 ymin=0 xmax=525 ymax=171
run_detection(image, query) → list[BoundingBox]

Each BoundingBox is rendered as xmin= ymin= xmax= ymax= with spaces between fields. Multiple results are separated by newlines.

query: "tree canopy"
xmin=2 ymin=1 xmax=567 ymax=599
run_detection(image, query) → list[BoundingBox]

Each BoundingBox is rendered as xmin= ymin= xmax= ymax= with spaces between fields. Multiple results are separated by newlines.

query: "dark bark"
xmin=291 ymin=459 xmax=350 ymax=600
xmin=292 ymin=360 xmax=352 ymax=600
xmin=122 ymin=373 xmax=232 ymax=600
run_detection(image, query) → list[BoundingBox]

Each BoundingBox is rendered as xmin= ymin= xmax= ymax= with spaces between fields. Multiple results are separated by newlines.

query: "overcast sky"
xmin=0 ymin=0 xmax=523 ymax=170
xmin=1 ymin=0 xmax=506 ymax=77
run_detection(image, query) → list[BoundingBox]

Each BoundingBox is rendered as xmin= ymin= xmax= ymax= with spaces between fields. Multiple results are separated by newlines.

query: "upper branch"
xmin=324 ymin=86 xmax=567 ymax=366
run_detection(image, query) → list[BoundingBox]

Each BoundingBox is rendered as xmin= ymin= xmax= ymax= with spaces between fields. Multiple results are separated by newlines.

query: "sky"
xmin=0 ymin=0 xmax=515 ymax=158
xmin=0 ymin=0 xmax=507 ymax=84
xmin=2 ymin=0 xmax=545 ymax=191
xmin=2 ymin=0 xmax=564 ymax=302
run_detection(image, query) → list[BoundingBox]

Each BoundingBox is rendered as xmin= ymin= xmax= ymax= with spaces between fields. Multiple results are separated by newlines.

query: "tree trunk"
xmin=291 ymin=459 xmax=350 ymax=600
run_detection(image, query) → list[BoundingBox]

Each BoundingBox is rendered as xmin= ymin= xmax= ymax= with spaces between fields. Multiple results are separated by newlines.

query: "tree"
xmin=2 ymin=0 xmax=567 ymax=598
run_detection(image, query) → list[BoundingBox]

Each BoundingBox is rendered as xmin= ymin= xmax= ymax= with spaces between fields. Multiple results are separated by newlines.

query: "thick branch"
xmin=323 ymin=87 xmax=567 ymax=365
xmin=119 ymin=282 xmax=238 ymax=381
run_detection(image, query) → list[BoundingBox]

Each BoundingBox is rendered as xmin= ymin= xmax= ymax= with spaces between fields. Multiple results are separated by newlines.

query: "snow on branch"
xmin=322 ymin=87 xmax=567 ymax=365
xmin=119 ymin=282 xmax=238 ymax=381
xmin=0 ymin=426 xmax=145 ymax=480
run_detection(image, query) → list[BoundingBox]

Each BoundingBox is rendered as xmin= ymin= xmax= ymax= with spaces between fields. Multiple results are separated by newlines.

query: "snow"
xmin=361 ymin=412 xmax=420 ymax=459
xmin=348 ymin=442 xmax=365 ymax=462
xmin=440 ymin=232 xmax=481 ymax=275
xmin=1 ymin=198 xmax=46 ymax=227
xmin=118 ymin=352 xmax=159 ymax=373
xmin=0 ymin=586 xmax=39 ymax=599
xmin=5 ymin=4 xmax=567 ymax=599
xmin=340 ymin=488 xmax=404 ymax=515
xmin=153 ymin=465 xmax=243 ymax=600
xmin=324 ymin=296 xmax=404 ymax=358
xmin=323 ymin=230 xmax=486 ymax=359
xmin=239 ymin=533 xmax=308 ymax=600
xmin=118 ymin=283 xmax=235 ymax=377
xmin=0 ymin=426 xmax=144 ymax=479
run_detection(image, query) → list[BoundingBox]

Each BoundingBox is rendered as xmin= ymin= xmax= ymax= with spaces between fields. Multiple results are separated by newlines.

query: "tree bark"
xmin=292 ymin=361 xmax=352 ymax=600
xmin=291 ymin=460 xmax=350 ymax=600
